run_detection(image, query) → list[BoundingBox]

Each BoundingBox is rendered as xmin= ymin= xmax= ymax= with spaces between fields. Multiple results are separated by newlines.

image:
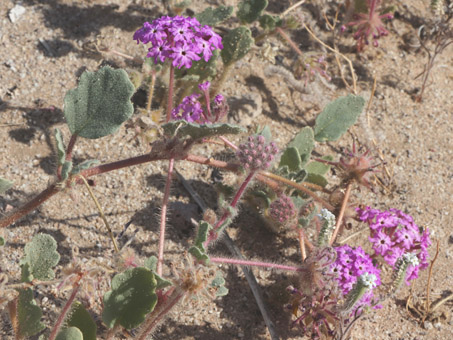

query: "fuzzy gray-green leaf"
xmin=65 ymin=301 xmax=97 ymax=340
xmin=71 ymin=159 xmax=100 ymax=175
xmin=304 ymin=156 xmax=333 ymax=175
xmin=17 ymin=288 xmax=45 ymax=338
xmin=20 ymin=233 xmax=60 ymax=282
xmin=288 ymin=127 xmax=315 ymax=166
xmin=64 ymin=66 xmax=135 ymax=139
xmin=210 ymin=271 xmax=228 ymax=297
xmin=279 ymin=146 xmax=302 ymax=172
xmin=54 ymin=128 xmax=66 ymax=165
xmin=144 ymin=256 xmax=173 ymax=290
xmin=221 ymin=26 xmax=254 ymax=65
xmin=196 ymin=6 xmax=233 ymax=26
xmin=55 ymin=327 xmax=84 ymax=340
xmin=162 ymin=121 xmax=245 ymax=140
xmin=314 ymin=95 xmax=365 ymax=142
xmin=237 ymin=0 xmax=268 ymax=23
xmin=61 ymin=161 xmax=73 ymax=181
xmin=0 ymin=177 xmax=13 ymax=194
xmin=306 ymin=173 xmax=328 ymax=188
xmin=102 ymin=267 xmax=158 ymax=329
xmin=259 ymin=14 xmax=282 ymax=30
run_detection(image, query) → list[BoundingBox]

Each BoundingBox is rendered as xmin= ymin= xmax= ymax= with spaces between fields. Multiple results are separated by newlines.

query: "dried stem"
xmin=303 ymin=24 xmax=357 ymax=93
xmin=298 ymin=228 xmax=307 ymax=261
xmin=329 ymin=181 xmax=353 ymax=245
xmin=210 ymin=257 xmax=302 ymax=272
xmin=157 ymin=158 xmax=175 ymax=276
xmin=260 ymin=171 xmax=335 ymax=211
xmin=48 ymin=280 xmax=81 ymax=340
xmin=78 ymin=175 xmax=119 ymax=253
xmin=422 ymin=239 xmax=440 ymax=323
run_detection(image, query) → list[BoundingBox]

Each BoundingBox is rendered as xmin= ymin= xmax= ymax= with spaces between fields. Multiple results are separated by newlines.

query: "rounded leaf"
xmin=102 ymin=267 xmax=158 ymax=329
xmin=221 ymin=26 xmax=254 ymax=65
xmin=55 ymin=327 xmax=84 ymax=340
xmin=65 ymin=301 xmax=97 ymax=340
xmin=20 ymin=234 xmax=60 ymax=281
xmin=314 ymin=95 xmax=365 ymax=142
xmin=17 ymin=288 xmax=45 ymax=338
xmin=64 ymin=66 xmax=135 ymax=139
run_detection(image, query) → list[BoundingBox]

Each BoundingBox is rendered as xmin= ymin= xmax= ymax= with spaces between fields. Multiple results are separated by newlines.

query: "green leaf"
xmin=314 ymin=95 xmax=365 ymax=142
xmin=65 ymin=301 xmax=97 ymax=340
xmin=257 ymin=125 xmax=272 ymax=141
xmin=259 ymin=14 xmax=282 ymax=31
xmin=144 ymin=256 xmax=173 ymax=290
xmin=210 ymin=271 xmax=228 ymax=297
xmin=279 ymin=147 xmax=302 ymax=172
xmin=17 ymin=288 xmax=45 ymax=338
xmin=288 ymin=169 xmax=307 ymax=183
xmin=306 ymin=173 xmax=328 ymax=187
xmin=55 ymin=128 xmax=66 ymax=165
xmin=102 ymin=267 xmax=158 ymax=329
xmin=162 ymin=121 xmax=245 ymax=140
xmin=237 ymin=0 xmax=268 ymax=23
xmin=176 ymin=49 xmax=219 ymax=82
xmin=304 ymin=156 xmax=333 ymax=175
xmin=196 ymin=6 xmax=234 ymax=26
xmin=61 ymin=161 xmax=73 ymax=181
xmin=0 ymin=177 xmax=13 ymax=194
xmin=64 ymin=66 xmax=135 ymax=139
xmin=56 ymin=327 xmax=84 ymax=340
xmin=221 ymin=26 xmax=254 ymax=66
xmin=194 ymin=221 xmax=211 ymax=253
xmin=20 ymin=234 xmax=60 ymax=282
xmin=188 ymin=246 xmax=210 ymax=264
xmin=71 ymin=159 xmax=100 ymax=175
xmin=0 ymin=236 xmax=4 ymax=246
xmin=288 ymin=127 xmax=315 ymax=166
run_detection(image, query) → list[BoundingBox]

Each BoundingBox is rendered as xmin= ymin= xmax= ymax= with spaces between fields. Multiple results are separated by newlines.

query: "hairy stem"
xmin=136 ymin=287 xmax=186 ymax=340
xmin=48 ymin=280 xmax=81 ymax=340
xmin=166 ymin=64 xmax=175 ymax=123
xmin=157 ymin=158 xmax=175 ymax=276
xmin=205 ymin=171 xmax=255 ymax=247
xmin=0 ymin=184 xmax=59 ymax=229
xmin=210 ymin=257 xmax=302 ymax=272
xmin=146 ymin=69 xmax=157 ymax=113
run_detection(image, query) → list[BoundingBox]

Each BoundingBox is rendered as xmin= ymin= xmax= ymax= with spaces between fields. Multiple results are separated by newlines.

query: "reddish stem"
xmin=185 ymin=154 xmax=240 ymax=172
xmin=210 ymin=257 xmax=302 ymax=272
xmin=205 ymin=171 xmax=256 ymax=247
xmin=156 ymin=158 xmax=175 ymax=276
xmin=276 ymin=27 xmax=303 ymax=56
xmin=0 ymin=184 xmax=59 ymax=229
xmin=136 ymin=287 xmax=185 ymax=340
xmin=48 ymin=279 xmax=81 ymax=340
xmin=65 ymin=134 xmax=78 ymax=161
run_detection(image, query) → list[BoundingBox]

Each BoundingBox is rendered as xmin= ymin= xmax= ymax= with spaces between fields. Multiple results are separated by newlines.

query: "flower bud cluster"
xmin=357 ymin=206 xmax=431 ymax=285
xmin=330 ymin=245 xmax=381 ymax=312
xmin=171 ymin=81 xmax=228 ymax=123
xmin=269 ymin=195 xmax=296 ymax=224
xmin=237 ymin=135 xmax=279 ymax=171
xmin=134 ymin=16 xmax=223 ymax=69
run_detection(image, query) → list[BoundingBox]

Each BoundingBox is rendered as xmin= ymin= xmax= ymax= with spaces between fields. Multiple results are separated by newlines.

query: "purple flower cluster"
xmin=330 ymin=245 xmax=381 ymax=311
xmin=237 ymin=135 xmax=279 ymax=171
xmin=269 ymin=195 xmax=296 ymax=224
xmin=134 ymin=16 xmax=223 ymax=69
xmin=171 ymin=81 xmax=228 ymax=123
xmin=357 ymin=207 xmax=431 ymax=285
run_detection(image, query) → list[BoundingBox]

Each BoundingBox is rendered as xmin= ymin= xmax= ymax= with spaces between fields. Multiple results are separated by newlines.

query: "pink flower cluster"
xmin=357 ymin=207 xmax=431 ymax=285
xmin=134 ymin=16 xmax=223 ymax=69
xmin=237 ymin=135 xmax=279 ymax=171
xmin=171 ymin=81 xmax=228 ymax=123
xmin=330 ymin=245 xmax=381 ymax=311
xmin=269 ymin=195 xmax=296 ymax=224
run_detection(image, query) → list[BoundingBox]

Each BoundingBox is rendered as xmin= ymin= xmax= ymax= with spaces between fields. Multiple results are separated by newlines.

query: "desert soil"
xmin=1 ymin=0 xmax=452 ymax=339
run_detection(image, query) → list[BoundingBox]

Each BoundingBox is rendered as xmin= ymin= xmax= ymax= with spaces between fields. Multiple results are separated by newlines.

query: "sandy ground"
xmin=1 ymin=0 xmax=452 ymax=339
